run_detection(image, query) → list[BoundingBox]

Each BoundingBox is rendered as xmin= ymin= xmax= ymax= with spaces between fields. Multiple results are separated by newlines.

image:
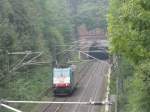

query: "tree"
xmin=76 ymin=0 xmax=108 ymax=30
xmin=108 ymin=0 xmax=150 ymax=64
xmin=108 ymin=0 xmax=150 ymax=112
xmin=0 ymin=0 xmax=74 ymax=111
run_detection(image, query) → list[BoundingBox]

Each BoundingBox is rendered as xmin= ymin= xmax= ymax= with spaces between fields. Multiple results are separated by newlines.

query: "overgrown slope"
xmin=108 ymin=0 xmax=150 ymax=111
xmin=0 ymin=0 xmax=73 ymax=111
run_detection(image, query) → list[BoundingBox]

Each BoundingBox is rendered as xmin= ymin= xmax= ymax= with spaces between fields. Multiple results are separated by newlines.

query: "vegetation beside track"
xmin=108 ymin=0 xmax=150 ymax=111
xmin=0 ymin=0 xmax=73 ymax=111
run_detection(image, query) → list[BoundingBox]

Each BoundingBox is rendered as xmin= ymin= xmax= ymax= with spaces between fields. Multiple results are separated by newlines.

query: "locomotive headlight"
xmin=66 ymin=83 xmax=70 ymax=87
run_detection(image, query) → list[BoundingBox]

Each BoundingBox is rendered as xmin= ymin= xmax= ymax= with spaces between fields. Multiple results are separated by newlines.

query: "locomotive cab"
xmin=52 ymin=67 xmax=75 ymax=96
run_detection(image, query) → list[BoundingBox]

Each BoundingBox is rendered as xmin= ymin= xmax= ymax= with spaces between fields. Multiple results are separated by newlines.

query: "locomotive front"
xmin=52 ymin=67 xmax=74 ymax=96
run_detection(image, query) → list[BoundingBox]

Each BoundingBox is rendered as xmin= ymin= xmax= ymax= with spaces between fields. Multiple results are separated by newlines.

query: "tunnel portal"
xmin=88 ymin=42 xmax=109 ymax=60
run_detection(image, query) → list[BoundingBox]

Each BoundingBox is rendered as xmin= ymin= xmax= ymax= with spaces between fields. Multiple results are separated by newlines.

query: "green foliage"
xmin=108 ymin=0 xmax=150 ymax=64
xmin=108 ymin=0 xmax=150 ymax=111
xmin=127 ymin=61 xmax=150 ymax=112
xmin=110 ymin=57 xmax=133 ymax=112
xmin=9 ymin=67 xmax=51 ymax=100
xmin=0 ymin=0 xmax=74 ymax=111
xmin=75 ymin=0 xmax=108 ymax=30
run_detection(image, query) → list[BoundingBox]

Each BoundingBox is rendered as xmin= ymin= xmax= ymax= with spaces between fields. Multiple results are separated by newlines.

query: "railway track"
xmin=86 ymin=62 xmax=106 ymax=112
xmin=54 ymin=61 xmax=109 ymax=112
xmin=71 ymin=62 xmax=100 ymax=112
xmin=41 ymin=61 xmax=94 ymax=112
xmin=40 ymin=61 xmax=109 ymax=112
xmin=69 ymin=63 xmax=99 ymax=112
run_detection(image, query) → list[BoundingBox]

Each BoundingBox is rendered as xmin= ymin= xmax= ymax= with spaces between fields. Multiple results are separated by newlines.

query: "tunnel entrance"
xmin=88 ymin=42 xmax=109 ymax=60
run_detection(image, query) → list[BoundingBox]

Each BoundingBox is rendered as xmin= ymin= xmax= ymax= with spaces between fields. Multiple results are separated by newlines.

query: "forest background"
xmin=0 ymin=0 xmax=107 ymax=111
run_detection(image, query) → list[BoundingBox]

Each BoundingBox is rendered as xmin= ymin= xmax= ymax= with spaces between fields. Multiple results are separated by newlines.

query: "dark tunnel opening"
xmin=88 ymin=43 xmax=109 ymax=60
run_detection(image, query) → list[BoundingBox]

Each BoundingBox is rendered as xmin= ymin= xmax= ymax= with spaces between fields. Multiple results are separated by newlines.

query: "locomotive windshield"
xmin=54 ymin=68 xmax=70 ymax=77
xmin=53 ymin=67 xmax=71 ymax=84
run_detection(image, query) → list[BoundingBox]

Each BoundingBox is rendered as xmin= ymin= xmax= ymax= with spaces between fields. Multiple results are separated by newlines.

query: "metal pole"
xmin=3 ymin=100 xmax=112 ymax=105
xmin=78 ymin=51 xmax=81 ymax=60
xmin=105 ymin=67 xmax=111 ymax=112
xmin=115 ymin=77 xmax=118 ymax=112
xmin=115 ymin=56 xmax=119 ymax=112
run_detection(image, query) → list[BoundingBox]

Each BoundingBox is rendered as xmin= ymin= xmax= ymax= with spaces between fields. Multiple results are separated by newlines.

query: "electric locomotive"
xmin=52 ymin=65 xmax=76 ymax=96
